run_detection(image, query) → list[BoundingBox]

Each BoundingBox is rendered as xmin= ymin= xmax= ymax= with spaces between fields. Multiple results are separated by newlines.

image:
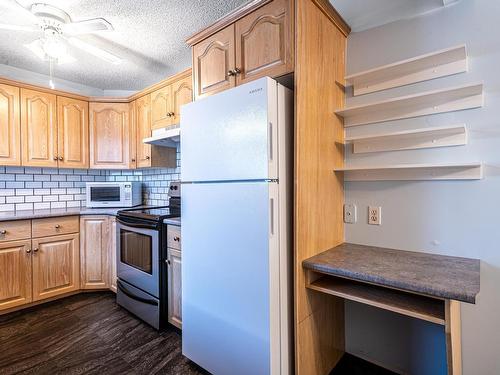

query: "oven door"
xmin=116 ymin=217 xmax=159 ymax=297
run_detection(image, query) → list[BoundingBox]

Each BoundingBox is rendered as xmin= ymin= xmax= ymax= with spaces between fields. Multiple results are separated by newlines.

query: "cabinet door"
xmin=57 ymin=96 xmax=89 ymax=169
xmin=167 ymin=248 xmax=182 ymax=329
xmin=151 ymin=85 xmax=173 ymax=130
xmin=32 ymin=233 xmax=80 ymax=301
xmin=235 ymin=0 xmax=293 ymax=85
xmin=80 ymin=216 xmax=109 ymax=289
xmin=109 ymin=217 xmax=117 ymax=293
xmin=89 ymin=102 xmax=133 ymax=169
xmin=171 ymin=75 xmax=193 ymax=125
xmin=193 ymin=24 xmax=236 ymax=99
xmin=0 ymin=84 xmax=21 ymax=166
xmin=135 ymin=95 xmax=152 ymax=168
xmin=21 ymin=88 xmax=57 ymax=167
xmin=0 ymin=240 xmax=32 ymax=311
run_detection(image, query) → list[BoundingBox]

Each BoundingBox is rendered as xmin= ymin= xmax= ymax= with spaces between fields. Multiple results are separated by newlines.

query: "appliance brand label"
xmin=249 ymin=88 xmax=263 ymax=94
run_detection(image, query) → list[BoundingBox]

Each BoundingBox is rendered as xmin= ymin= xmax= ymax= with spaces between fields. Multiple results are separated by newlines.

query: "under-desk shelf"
xmin=345 ymin=45 xmax=468 ymax=96
xmin=345 ymin=124 xmax=467 ymax=153
xmin=307 ymin=275 xmax=446 ymax=325
xmin=334 ymin=162 xmax=483 ymax=181
xmin=335 ymin=83 xmax=483 ymax=127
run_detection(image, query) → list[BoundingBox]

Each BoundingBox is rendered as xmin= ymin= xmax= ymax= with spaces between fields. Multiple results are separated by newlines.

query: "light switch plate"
xmin=368 ymin=206 xmax=381 ymax=225
xmin=344 ymin=203 xmax=357 ymax=224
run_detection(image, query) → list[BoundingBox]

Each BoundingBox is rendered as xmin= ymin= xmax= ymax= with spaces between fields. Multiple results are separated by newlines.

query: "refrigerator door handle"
xmin=268 ymin=122 xmax=273 ymax=162
xmin=270 ymin=197 xmax=275 ymax=236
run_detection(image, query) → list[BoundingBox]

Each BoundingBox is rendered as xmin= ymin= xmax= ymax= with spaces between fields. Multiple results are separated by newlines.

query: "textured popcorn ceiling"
xmin=0 ymin=0 xmax=247 ymax=91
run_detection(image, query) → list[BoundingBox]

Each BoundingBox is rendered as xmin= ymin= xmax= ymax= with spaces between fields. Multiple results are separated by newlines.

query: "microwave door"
xmin=91 ymin=186 xmax=121 ymax=203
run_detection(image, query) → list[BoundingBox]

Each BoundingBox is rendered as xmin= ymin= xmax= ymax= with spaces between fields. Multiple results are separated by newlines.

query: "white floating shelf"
xmin=345 ymin=45 xmax=468 ymax=96
xmin=345 ymin=124 xmax=467 ymax=154
xmin=334 ymin=162 xmax=483 ymax=181
xmin=336 ymin=83 xmax=483 ymax=127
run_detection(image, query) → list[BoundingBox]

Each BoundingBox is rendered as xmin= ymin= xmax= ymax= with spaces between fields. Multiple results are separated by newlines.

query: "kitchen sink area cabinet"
xmin=80 ymin=216 xmax=110 ymax=290
xmin=167 ymin=224 xmax=182 ymax=329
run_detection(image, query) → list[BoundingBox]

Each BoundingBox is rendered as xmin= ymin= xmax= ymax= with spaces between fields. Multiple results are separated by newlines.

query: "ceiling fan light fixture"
xmin=24 ymin=38 xmax=75 ymax=65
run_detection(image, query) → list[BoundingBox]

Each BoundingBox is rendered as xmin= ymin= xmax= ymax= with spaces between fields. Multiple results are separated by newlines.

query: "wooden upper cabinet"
xmin=235 ymin=0 xmax=293 ymax=85
xmin=21 ymin=88 xmax=57 ymax=167
xmin=89 ymin=102 xmax=134 ymax=169
xmin=0 ymin=84 xmax=21 ymax=166
xmin=32 ymin=233 xmax=80 ymax=302
xmin=135 ymin=94 xmax=152 ymax=168
xmin=193 ymin=24 xmax=236 ymax=99
xmin=57 ymin=97 xmax=89 ymax=169
xmin=0 ymin=239 xmax=32 ymax=311
xmin=151 ymin=85 xmax=173 ymax=130
xmin=171 ymin=75 xmax=193 ymax=125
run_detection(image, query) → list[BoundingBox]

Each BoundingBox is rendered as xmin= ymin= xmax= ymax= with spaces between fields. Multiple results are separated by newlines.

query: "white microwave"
xmin=86 ymin=182 xmax=142 ymax=208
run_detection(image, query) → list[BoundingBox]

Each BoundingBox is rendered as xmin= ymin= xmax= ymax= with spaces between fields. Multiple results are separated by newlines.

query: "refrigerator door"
xmin=182 ymin=182 xmax=279 ymax=375
xmin=181 ymin=77 xmax=278 ymax=182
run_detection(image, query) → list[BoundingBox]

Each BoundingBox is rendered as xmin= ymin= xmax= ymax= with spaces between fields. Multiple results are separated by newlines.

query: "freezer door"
xmin=182 ymin=182 xmax=278 ymax=375
xmin=181 ymin=77 xmax=278 ymax=182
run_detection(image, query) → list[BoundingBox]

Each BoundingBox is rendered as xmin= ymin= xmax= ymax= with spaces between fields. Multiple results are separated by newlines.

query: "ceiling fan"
xmin=0 ymin=1 xmax=123 ymax=65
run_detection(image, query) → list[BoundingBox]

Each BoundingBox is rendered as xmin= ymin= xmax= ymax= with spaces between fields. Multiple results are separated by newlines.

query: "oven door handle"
xmin=116 ymin=216 xmax=159 ymax=230
xmin=117 ymin=280 xmax=159 ymax=306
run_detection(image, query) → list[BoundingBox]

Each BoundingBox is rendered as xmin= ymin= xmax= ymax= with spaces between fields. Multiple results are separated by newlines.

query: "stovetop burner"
xmin=118 ymin=206 xmax=179 ymax=222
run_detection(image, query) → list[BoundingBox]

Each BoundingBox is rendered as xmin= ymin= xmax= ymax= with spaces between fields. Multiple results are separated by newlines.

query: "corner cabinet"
xmin=89 ymin=102 xmax=136 ymax=169
xmin=20 ymin=88 xmax=58 ymax=167
xmin=57 ymin=96 xmax=89 ymax=169
xmin=0 ymin=83 xmax=21 ymax=166
xmin=189 ymin=0 xmax=293 ymax=99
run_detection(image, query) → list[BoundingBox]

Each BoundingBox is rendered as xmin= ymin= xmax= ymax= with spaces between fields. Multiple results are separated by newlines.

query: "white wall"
xmin=344 ymin=0 xmax=500 ymax=374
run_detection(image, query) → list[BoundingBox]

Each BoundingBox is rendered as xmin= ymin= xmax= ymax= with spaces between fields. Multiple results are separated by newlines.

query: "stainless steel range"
xmin=116 ymin=182 xmax=180 ymax=329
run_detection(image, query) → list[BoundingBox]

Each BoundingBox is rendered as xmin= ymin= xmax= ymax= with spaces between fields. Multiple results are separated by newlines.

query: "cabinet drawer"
xmin=32 ymin=216 xmax=79 ymax=238
xmin=167 ymin=225 xmax=181 ymax=250
xmin=0 ymin=220 xmax=31 ymax=242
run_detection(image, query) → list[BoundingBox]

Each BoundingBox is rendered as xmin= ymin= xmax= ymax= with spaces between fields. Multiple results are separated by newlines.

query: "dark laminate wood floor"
xmin=0 ymin=292 xmax=208 ymax=375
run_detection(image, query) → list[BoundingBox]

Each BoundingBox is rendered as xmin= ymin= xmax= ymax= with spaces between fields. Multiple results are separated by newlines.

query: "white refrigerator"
xmin=181 ymin=77 xmax=293 ymax=375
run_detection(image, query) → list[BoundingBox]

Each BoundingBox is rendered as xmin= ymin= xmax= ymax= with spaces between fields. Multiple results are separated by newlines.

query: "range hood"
xmin=143 ymin=126 xmax=180 ymax=148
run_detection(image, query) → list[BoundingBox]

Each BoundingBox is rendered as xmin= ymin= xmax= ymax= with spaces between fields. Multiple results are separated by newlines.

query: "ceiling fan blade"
xmin=66 ymin=37 xmax=122 ymax=65
xmin=4 ymin=0 xmax=38 ymax=21
xmin=0 ymin=23 xmax=39 ymax=32
xmin=63 ymin=18 xmax=114 ymax=35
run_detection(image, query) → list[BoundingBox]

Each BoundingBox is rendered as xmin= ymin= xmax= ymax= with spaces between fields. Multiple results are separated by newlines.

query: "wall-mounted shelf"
xmin=334 ymin=162 xmax=483 ymax=181
xmin=345 ymin=45 xmax=468 ymax=96
xmin=336 ymin=83 xmax=483 ymax=127
xmin=345 ymin=124 xmax=467 ymax=154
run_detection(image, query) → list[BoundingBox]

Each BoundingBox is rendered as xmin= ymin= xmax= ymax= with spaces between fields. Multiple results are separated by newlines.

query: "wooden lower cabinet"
xmin=109 ymin=217 xmax=117 ymax=293
xmin=167 ymin=247 xmax=182 ymax=329
xmin=32 ymin=233 xmax=80 ymax=302
xmin=80 ymin=216 xmax=110 ymax=289
xmin=0 ymin=240 xmax=32 ymax=310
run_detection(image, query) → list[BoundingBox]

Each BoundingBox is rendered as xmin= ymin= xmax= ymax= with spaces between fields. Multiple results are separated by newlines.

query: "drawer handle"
xmin=55 ymin=224 xmax=61 ymax=229
xmin=0 ymin=230 xmax=6 ymax=235
xmin=167 ymin=259 xmax=171 ymax=265
xmin=26 ymin=248 xmax=31 ymax=254
xmin=173 ymin=236 xmax=180 ymax=242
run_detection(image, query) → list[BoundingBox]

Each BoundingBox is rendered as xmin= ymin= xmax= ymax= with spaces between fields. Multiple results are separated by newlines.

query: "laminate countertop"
xmin=0 ymin=206 xmax=148 ymax=221
xmin=303 ymin=243 xmax=480 ymax=304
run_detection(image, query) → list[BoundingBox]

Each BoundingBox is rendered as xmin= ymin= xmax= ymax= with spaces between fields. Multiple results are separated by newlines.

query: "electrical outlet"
xmin=344 ymin=203 xmax=357 ymax=224
xmin=368 ymin=206 xmax=381 ymax=225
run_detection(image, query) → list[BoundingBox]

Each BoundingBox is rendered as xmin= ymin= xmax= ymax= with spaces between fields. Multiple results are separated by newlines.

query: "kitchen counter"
xmin=0 ymin=206 xmax=152 ymax=222
xmin=163 ymin=217 xmax=181 ymax=225
xmin=303 ymin=242 xmax=480 ymax=304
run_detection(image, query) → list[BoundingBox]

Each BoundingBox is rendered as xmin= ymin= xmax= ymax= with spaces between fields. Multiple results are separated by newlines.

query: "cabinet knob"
xmin=227 ymin=69 xmax=236 ymax=77
xmin=53 ymin=156 xmax=58 ymax=161
xmin=146 ymin=156 xmax=150 ymax=160
xmin=234 ymin=67 xmax=241 ymax=75
xmin=33 ymin=248 xmax=39 ymax=253
xmin=173 ymin=236 xmax=180 ymax=242
xmin=59 ymin=156 xmax=63 ymax=161
xmin=0 ymin=230 xmax=6 ymax=235
xmin=167 ymin=259 xmax=171 ymax=265
xmin=55 ymin=224 xmax=61 ymax=229
xmin=169 ymin=112 xmax=175 ymax=117
xmin=131 ymin=158 xmax=136 ymax=162
xmin=26 ymin=248 xmax=32 ymax=254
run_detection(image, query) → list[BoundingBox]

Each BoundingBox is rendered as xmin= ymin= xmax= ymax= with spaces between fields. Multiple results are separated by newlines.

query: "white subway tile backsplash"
xmin=50 ymin=202 xmax=66 ymax=209
xmin=6 ymin=196 xmax=24 ymax=204
xmin=16 ymin=174 xmax=33 ymax=181
xmin=0 ymin=204 xmax=15 ymax=212
xmin=25 ymin=196 xmax=42 ymax=203
xmin=0 ymin=174 xmax=15 ymax=181
xmin=34 ymin=202 xmax=51 ymax=210
xmin=15 ymin=203 xmax=33 ymax=211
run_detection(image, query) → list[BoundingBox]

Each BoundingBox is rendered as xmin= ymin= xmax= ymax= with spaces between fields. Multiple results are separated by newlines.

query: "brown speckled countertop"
xmin=303 ymin=243 xmax=480 ymax=304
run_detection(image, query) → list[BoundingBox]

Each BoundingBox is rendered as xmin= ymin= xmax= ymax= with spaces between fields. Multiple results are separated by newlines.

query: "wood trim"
xmin=0 ymin=68 xmax=192 ymax=105
xmin=310 ymin=0 xmax=351 ymax=37
xmin=445 ymin=300 xmax=462 ymax=375
xmin=186 ymin=0 xmax=273 ymax=46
